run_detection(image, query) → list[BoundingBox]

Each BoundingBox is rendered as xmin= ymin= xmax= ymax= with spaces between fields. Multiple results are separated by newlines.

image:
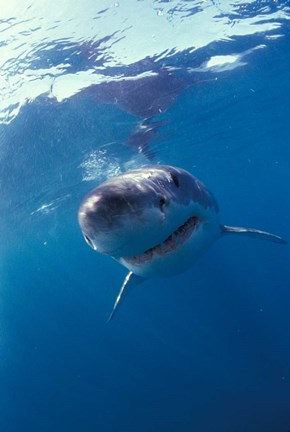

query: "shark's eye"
xmin=171 ymin=173 xmax=180 ymax=187
xmin=159 ymin=197 xmax=167 ymax=209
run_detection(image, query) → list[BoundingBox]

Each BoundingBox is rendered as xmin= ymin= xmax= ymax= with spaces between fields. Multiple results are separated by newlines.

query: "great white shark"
xmin=78 ymin=165 xmax=287 ymax=320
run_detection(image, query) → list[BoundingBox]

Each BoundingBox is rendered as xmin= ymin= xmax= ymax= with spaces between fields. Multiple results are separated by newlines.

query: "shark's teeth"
xmin=124 ymin=216 xmax=200 ymax=265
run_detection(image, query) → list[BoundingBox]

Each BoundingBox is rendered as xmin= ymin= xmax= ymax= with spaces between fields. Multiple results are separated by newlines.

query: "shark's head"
xmin=78 ymin=165 xmax=221 ymax=277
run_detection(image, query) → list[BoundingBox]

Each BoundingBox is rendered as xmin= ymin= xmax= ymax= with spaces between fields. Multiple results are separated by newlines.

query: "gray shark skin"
xmin=78 ymin=165 xmax=287 ymax=320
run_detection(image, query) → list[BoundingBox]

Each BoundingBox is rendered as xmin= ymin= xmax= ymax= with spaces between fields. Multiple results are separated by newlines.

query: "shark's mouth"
xmin=123 ymin=215 xmax=200 ymax=265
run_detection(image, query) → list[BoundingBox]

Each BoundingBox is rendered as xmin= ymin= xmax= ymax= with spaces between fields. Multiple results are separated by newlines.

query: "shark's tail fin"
xmin=221 ymin=225 xmax=287 ymax=244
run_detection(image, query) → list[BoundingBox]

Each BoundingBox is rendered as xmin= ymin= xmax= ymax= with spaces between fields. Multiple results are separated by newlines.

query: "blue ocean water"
xmin=1 ymin=1 xmax=290 ymax=431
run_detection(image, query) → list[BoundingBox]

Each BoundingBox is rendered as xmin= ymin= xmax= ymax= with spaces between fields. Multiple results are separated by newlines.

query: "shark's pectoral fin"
xmin=107 ymin=271 xmax=146 ymax=322
xmin=221 ymin=225 xmax=287 ymax=244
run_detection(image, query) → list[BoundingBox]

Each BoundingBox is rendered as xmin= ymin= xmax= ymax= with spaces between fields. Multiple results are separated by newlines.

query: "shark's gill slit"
xmin=170 ymin=173 xmax=180 ymax=187
xmin=124 ymin=215 xmax=200 ymax=265
xmin=84 ymin=234 xmax=94 ymax=248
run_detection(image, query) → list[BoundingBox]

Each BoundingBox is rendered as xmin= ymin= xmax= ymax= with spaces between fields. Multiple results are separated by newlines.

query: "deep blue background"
xmin=1 ymin=24 xmax=290 ymax=432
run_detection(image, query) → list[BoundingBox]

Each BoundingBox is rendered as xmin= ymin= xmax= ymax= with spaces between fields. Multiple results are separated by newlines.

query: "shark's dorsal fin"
xmin=221 ymin=225 xmax=287 ymax=244
xmin=107 ymin=271 xmax=146 ymax=322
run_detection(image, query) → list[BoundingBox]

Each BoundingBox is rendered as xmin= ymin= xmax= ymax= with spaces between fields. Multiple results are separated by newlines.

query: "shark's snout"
xmin=78 ymin=181 xmax=168 ymax=257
